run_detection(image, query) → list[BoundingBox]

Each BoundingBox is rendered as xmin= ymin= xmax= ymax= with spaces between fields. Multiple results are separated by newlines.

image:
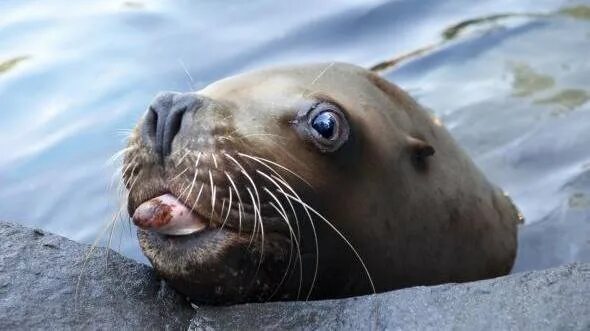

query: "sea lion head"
xmin=122 ymin=63 xmax=517 ymax=304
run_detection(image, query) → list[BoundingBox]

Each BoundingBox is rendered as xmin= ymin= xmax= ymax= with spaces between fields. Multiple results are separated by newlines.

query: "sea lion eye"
xmin=311 ymin=111 xmax=337 ymax=139
xmin=293 ymin=101 xmax=350 ymax=153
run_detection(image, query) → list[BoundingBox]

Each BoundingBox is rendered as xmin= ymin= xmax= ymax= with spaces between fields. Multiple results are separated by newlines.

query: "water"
xmin=1 ymin=0 xmax=589 ymax=271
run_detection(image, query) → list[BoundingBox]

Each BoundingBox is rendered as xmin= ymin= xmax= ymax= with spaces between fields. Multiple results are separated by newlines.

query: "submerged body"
xmin=122 ymin=63 xmax=520 ymax=304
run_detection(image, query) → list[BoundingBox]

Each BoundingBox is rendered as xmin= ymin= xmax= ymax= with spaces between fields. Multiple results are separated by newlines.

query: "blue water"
xmin=1 ymin=0 xmax=589 ymax=271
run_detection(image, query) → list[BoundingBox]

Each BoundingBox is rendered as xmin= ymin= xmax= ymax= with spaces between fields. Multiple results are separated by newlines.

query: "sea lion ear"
xmin=407 ymin=136 xmax=435 ymax=169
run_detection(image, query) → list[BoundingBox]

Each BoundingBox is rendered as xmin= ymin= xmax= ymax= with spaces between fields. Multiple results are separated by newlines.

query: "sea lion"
xmin=122 ymin=63 xmax=519 ymax=305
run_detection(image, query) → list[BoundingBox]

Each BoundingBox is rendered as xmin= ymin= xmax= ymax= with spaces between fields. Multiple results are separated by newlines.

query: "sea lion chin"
xmin=121 ymin=62 xmax=520 ymax=305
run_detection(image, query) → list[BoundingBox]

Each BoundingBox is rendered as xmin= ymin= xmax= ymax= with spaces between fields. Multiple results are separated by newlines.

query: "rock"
xmin=0 ymin=221 xmax=193 ymax=330
xmin=1 ymin=220 xmax=589 ymax=330
xmin=190 ymin=264 xmax=590 ymax=330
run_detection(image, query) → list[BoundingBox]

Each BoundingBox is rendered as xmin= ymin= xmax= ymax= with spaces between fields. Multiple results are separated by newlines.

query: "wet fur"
xmin=122 ymin=63 xmax=519 ymax=304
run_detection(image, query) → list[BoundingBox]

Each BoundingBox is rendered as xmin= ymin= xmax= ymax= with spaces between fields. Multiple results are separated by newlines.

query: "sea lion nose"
xmin=142 ymin=92 xmax=203 ymax=159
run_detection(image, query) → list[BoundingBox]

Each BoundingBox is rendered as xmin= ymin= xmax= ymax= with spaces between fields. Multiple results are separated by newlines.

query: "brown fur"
xmin=122 ymin=63 xmax=519 ymax=304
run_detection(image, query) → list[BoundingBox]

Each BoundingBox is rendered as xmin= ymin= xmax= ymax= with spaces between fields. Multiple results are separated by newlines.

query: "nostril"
xmin=141 ymin=92 xmax=203 ymax=162
xmin=142 ymin=106 xmax=160 ymax=154
xmin=162 ymin=106 xmax=187 ymax=157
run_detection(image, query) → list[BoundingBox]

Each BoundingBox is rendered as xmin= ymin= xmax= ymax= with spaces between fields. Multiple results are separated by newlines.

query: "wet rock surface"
xmin=1 ymin=220 xmax=589 ymax=330
xmin=190 ymin=264 xmax=590 ymax=330
xmin=0 ymin=221 xmax=193 ymax=330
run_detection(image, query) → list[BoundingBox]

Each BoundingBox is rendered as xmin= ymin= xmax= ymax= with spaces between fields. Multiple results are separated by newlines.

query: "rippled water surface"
xmin=1 ymin=0 xmax=589 ymax=270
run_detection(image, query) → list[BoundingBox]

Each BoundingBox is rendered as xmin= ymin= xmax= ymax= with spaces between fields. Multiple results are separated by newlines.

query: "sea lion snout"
xmin=142 ymin=91 xmax=204 ymax=159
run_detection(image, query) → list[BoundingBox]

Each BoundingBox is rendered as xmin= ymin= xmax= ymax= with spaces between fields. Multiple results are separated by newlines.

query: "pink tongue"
xmin=132 ymin=194 xmax=207 ymax=235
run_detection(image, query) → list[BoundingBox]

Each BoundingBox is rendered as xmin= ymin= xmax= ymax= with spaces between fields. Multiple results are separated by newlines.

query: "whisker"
xmin=109 ymin=165 xmax=124 ymax=191
xmin=265 ymin=189 xmax=303 ymax=300
xmin=238 ymin=202 xmax=243 ymax=235
xmin=246 ymin=187 xmax=264 ymax=269
xmin=239 ymin=153 xmax=317 ymax=296
xmin=256 ymin=170 xmax=302 ymax=242
xmin=222 ymin=187 xmax=233 ymax=228
xmin=178 ymin=58 xmax=196 ymax=90
xmin=212 ymin=154 xmax=218 ymax=168
xmin=218 ymin=198 xmax=227 ymax=231
xmin=306 ymin=62 xmax=335 ymax=94
xmin=105 ymin=207 xmax=124 ymax=265
xmin=128 ymin=170 xmax=141 ymax=193
xmin=269 ymin=174 xmax=319 ymax=298
xmin=209 ymin=170 xmax=217 ymax=219
xmin=281 ymin=191 xmax=376 ymax=293
xmin=171 ymin=167 xmax=189 ymax=181
xmin=177 ymin=183 xmax=191 ymax=202
xmin=175 ymin=147 xmax=192 ymax=167
xmin=238 ymin=153 xmax=314 ymax=189
xmin=123 ymin=163 xmax=138 ymax=186
xmin=76 ymin=208 xmax=122 ymax=307
xmin=116 ymin=128 xmax=134 ymax=135
xmin=107 ymin=146 xmax=134 ymax=165
xmin=190 ymin=183 xmax=205 ymax=212
xmin=257 ymin=168 xmax=317 ymax=299
xmin=118 ymin=162 xmax=131 ymax=182
xmin=184 ymin=152 xmax=202 ymax=201
xmin=116 ymin=214 xmax=125 ymax=252
xmin=225 ymin=153 xmax=264 ymax=241
xmin=121 ymin=159 xmax=137 ymax=182
xmin=225 ymin=173 xmax=244 ymax=234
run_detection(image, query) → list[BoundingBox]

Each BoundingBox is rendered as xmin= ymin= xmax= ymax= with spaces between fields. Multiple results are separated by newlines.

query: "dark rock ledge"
xmin=0 ymin=221 xmax=193 ymax=330
xmin=0 ymin=221 xmax=588 ymax=330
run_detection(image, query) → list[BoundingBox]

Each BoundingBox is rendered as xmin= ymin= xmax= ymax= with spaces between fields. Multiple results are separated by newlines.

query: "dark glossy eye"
xmin=311 ymin=111 xmax=337 ymax=139
xmin=292 ymin=101 xmax=350 ymax=153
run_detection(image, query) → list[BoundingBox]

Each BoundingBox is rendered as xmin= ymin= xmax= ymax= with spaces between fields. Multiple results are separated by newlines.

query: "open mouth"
xmin=132 ymin=193 xmax=209 ymax=236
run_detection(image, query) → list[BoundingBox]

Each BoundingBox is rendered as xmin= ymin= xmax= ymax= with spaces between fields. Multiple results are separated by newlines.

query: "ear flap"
xmin=407 ymin=136 xmax=435 ymax=170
